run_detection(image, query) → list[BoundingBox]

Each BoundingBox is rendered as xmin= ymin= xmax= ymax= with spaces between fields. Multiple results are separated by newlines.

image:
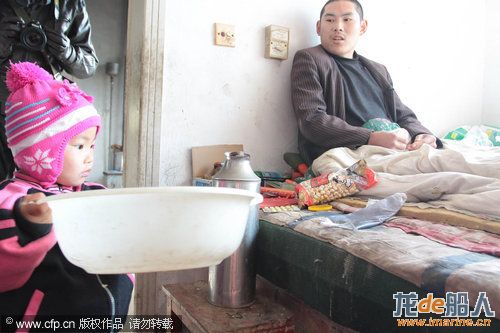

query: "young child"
xmin=0 ymin=62 xmax=133 ymax=326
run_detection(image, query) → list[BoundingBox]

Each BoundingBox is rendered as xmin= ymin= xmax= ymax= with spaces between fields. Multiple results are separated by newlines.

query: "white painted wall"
xmin=159 ymin=0 xmax=490 ymax=185
xmin=360 ymin=0 xmax=485 ymax=135
xmin=483 ymin=0 xmax=500 ymax=127
xmin=160 ymin=0 xmax=323 ymax=185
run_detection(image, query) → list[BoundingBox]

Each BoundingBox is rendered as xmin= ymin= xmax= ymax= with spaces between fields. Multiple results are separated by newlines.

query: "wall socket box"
xmin=265 ymin=25 xmax=289 ymax=60
xmin=214 ymin=23 xmax=236 ymax=47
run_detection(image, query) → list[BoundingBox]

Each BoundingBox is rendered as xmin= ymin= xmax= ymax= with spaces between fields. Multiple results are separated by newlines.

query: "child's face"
xmin=57 ymin=127 xmax=97 ymax=187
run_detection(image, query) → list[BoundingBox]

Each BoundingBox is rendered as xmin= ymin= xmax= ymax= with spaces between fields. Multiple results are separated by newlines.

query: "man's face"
xmin=316 ymin=0 xmax=367 ymax=59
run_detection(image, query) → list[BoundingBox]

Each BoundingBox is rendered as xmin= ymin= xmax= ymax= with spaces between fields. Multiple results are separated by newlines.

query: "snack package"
xmin=295 ymin=160 xmax=377 ymax=207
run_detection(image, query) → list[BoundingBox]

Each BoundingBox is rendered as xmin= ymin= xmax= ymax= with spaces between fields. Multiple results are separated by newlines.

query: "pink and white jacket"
xmin=0 ymin=172 xmax=133 ymax=331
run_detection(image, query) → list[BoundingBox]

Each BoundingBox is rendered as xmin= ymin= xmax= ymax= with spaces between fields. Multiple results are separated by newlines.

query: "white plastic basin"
xmin=42 ymin=186 xmax=263 ymax=274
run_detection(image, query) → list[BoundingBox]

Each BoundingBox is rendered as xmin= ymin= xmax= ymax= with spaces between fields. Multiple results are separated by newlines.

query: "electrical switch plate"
xmin=214 ymin=23 xmax=235 ymax=47
xmin=265 ymin=25 xmax=289 ymax=60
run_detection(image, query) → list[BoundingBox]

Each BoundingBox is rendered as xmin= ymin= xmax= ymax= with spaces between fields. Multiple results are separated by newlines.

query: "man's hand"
xmin=44 ymin=26 xmax=76 ymax=64
xmin=0 ymin=17 xmax=22 ymax=58
xmin=368 ymin=131 xmax=409 ymax=151
xmin=406 ymin=134 xmax=437 ymax=151
xmin=19 ymin=193 xmax=52 ymax=224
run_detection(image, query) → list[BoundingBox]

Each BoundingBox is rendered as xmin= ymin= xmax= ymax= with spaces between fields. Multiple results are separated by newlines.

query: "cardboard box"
xmin=191 ymin=144 xmax=244 ymax=186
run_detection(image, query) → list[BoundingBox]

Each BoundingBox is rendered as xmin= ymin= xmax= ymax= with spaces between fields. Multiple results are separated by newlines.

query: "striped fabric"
xmin=4 ymin=62 xmax=101 ymax=187
xmin=291 ymin=45 xmax=435 ymax=164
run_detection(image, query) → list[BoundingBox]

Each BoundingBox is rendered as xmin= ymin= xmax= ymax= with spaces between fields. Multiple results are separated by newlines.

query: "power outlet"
xmin=214 ymin=23 xmax=235 ymax=47
xmin=265 ymin=25 xmax=289 ymax=60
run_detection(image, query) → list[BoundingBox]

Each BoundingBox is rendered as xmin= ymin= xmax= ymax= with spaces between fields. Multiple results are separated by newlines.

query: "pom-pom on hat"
xmin=4 ymin=62 xmax=101 ymax=186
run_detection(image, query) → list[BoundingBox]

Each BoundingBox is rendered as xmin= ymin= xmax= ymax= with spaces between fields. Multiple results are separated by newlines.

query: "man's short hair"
xmin=320 ymin=0 xmax=364 ymax=20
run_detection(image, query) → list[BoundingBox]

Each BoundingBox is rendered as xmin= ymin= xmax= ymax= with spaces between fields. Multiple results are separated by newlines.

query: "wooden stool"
xmin=162 ymin=280 xmax=294 ymax=333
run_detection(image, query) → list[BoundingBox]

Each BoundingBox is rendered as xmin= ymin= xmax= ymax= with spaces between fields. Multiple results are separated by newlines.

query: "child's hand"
xmin=19 ymin=193 xmax=52 ymax=224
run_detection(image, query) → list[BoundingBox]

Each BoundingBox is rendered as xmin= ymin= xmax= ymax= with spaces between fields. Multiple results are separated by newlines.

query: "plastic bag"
xmin=362 ymin=118 xmax=400 ymax=131
xmin=444 ymin=126 xmax=470 ymax=141
xmin=461 ymin=126 xmax=493 ymax=147
xmin=481 ymin=125 xmax=500 ymax=146
xmin=293 ymin=193 xmax=407 ymax=230
xmin=443 ymin=124 xmax=499 ymax=146
xmin=362 ymin=118 xmax=410 ymax=143
xmin=295 ymin=160 xmax=377 ymax=207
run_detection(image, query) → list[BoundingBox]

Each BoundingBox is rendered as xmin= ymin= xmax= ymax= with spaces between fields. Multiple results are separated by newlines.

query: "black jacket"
xmin=291 ymin=45 xmax=440 ymax=164
xmin=0 ymin=0 xmax=98 ymax=180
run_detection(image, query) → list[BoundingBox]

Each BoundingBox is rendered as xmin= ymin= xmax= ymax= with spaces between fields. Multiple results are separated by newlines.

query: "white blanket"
xmin=312 ymin=142 xmax=500 ymax=220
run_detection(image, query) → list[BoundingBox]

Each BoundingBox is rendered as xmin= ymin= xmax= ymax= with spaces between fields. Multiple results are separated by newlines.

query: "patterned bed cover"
xmin=258 ymin=209 xmax=500 ymax=332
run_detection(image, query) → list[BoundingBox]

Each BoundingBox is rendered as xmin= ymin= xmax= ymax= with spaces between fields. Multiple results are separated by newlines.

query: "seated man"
xmin=291 ymin=0 xmax=441 ymax=164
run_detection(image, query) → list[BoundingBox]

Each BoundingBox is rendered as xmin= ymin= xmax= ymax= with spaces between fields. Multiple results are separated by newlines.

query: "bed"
xmin=256 ymin=142 xmax=500 ymax=332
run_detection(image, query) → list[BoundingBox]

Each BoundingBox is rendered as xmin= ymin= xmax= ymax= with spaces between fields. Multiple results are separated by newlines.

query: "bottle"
xmin=208 ymin=151 xmax=261 ymax=307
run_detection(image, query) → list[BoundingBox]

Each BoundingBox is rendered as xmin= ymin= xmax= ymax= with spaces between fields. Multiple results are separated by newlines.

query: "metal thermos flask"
xmin=208 ymin=151 xmax=261 ymax=307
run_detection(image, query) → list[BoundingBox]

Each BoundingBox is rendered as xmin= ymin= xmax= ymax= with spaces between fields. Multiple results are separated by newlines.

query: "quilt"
xmin=312 ymin=142 xmax=500 ymax=220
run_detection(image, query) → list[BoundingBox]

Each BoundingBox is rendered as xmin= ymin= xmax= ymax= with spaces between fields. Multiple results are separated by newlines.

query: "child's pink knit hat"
xmin=4 ymin=62 xmax=101 ymax=186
